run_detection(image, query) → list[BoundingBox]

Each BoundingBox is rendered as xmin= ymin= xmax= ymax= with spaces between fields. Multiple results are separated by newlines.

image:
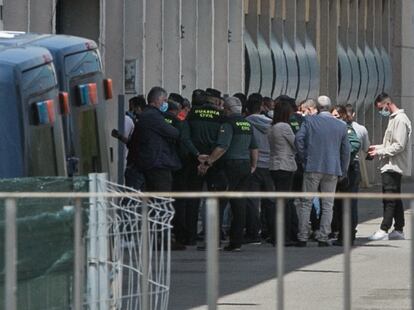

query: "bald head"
xmin=317 ymin=95 xmax=332 ymax=111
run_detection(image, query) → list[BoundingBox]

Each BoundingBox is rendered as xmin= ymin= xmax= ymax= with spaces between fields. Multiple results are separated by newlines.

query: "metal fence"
xmin=2 ymin=190 xmax=414 ymax=310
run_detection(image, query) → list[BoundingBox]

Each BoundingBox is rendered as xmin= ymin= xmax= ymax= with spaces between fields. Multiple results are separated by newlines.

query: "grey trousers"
xmin=297 ymin=172 xmax=338 ymax=242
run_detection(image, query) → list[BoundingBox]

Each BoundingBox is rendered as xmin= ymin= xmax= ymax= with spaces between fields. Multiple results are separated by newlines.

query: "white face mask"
xmin=378 ymin=106 xmax=390 ymax=117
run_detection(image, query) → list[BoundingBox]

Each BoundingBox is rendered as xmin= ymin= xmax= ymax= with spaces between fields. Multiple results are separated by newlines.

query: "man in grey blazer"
xmin=295 ymin=96 xmax=350 ymax=246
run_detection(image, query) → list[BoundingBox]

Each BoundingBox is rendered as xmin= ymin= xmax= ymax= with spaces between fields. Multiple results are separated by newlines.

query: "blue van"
xmin=0 ymin=45 xmax=66 ymax=178
xmin=0 ymin=32 xmax=112 ymax=176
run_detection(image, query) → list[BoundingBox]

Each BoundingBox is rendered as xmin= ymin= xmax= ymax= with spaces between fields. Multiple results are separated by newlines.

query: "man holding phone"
xmin=368 ymin=93 xmax=412 ymax=241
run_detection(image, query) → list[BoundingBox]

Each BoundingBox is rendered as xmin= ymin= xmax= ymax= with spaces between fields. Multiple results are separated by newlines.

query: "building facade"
xmin=1 ymin=0 xmax=413 ymax=182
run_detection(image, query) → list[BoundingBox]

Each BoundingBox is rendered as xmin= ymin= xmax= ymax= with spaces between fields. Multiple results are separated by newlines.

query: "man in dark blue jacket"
xmin=127 ymin=86 xmax=181 ymax=191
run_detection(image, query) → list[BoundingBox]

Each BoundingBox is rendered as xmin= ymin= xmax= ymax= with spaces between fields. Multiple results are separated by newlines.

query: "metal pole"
xmin=343 ymin=198 xmax=351 ymax=310
xmin=206 ymin=198 xmax=219 ymax=310
xmin=142 ymin=197 xmax=150 ymax=310
xmin=411 ymin=199 xmax=414 ymax=310
xmin=73 ymin=197 xmax=83 ymax=310
xmin=97 ymin=174 xmax=109 ymax=310
xmin=88 ymin=174 xmax=98 ymax=310
xmin=276 ymin=198 xmax=285 ymax=310
xmin=5 ymin=198 xmax=17 ymax=310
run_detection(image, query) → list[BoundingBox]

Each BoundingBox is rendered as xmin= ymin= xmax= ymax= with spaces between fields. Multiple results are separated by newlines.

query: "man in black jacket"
xmin=127 ymin=86 xmax=181 ymax=191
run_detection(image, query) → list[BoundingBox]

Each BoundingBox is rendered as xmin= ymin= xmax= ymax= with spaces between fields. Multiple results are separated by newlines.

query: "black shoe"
xmin=294 ymin=241 xmax=307 ymax=247
xmin=284 ymin=240 xmax=297 ymax=247
xmin=243 ymin=237 xmax=262 ymax=245
xmin=333 ymin=239 xmax=355 ymax=247
xmin=318 ymin=241 xmax=331 ymax=247
xmin=196 ymin=242 xmax=222 ymax=251
xmin=223 ymin=244 xmax=241 ymax=252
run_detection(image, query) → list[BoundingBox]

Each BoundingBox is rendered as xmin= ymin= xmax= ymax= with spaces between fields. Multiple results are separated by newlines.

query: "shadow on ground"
xmin=168 ymin=182 xmax=413 ymax=309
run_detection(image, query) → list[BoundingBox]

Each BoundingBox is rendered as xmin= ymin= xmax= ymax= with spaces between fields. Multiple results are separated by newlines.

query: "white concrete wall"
xmin=392 ymin=0 xmax=414 ymax=178
xmin=164 ymin=0 xmax=182 ymax=94
xmin=103 ymin=0 xmax=125 ymax=181
xmin=228 ymin=0 xmax=244 ymax=94
xmin=181 ymin=0 xmax=198 ymax=98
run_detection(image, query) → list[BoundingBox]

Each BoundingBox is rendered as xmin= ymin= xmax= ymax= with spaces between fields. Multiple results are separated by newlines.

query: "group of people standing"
xmin=118 ymin=86 xmax=412 ymax=251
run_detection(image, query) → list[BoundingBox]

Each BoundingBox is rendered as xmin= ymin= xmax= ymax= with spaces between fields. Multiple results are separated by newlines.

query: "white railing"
xmin=2 ymin=189 xmax=414 ymax=310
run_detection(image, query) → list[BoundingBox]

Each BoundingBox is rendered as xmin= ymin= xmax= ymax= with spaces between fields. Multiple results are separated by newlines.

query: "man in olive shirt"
xmin=185 ymin=88 xmax=227 ymax=245
xmin=202 ymin=97 xmax=259 ymax=251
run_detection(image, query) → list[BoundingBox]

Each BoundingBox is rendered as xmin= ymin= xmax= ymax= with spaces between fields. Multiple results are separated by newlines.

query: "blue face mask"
xmin=379 ymin=107 xmax=390 ymax=117
xmin=159 ymin=101 xmax=168 ymax=113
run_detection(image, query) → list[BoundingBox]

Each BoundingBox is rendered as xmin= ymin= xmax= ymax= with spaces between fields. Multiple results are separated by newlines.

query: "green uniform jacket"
xmin=187 ymin=103 xmax=225 ymax=154
xmin=216 ymin=114 xmax=258 ymax=160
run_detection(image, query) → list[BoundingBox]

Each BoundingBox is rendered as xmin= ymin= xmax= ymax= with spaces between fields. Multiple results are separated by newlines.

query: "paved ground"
xmin=168 ymin=181 xmax=414 ymax=310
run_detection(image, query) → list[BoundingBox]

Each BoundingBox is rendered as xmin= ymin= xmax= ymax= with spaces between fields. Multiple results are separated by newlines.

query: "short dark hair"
xmin=248 ymin=93 xmax=263 ymax=103
xmin=129 ymin=95 xmax=146 ymax=110
xmin=168 ymin=101 xmax=180 ymax=112
xmin=374 ymin=92 xmax=391 ymax=106
xmin=147 ymin=86 xmax=167 ymax=104
xmin=246 ymin=94 xmax=263 ymax=114
xmin=273 ymin=95 xmax=294 ymax=124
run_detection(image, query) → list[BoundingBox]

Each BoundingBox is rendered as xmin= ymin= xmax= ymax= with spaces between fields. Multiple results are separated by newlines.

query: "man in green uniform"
xmin=186 ymin=88 xmax=227 ymax=246
xmin=164 ymin=94 xmax=205 ymax=249
xmin=201 ymin=97 xmax=258 ymax=251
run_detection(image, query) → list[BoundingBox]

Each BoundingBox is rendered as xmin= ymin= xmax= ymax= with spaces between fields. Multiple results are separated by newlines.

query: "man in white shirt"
xmin=368 ymin=93 xmax=412 ymax=241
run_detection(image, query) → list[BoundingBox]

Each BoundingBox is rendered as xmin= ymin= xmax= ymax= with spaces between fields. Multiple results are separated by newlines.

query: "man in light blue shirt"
xmin=295 ymin=96 xmax=350 ymax=246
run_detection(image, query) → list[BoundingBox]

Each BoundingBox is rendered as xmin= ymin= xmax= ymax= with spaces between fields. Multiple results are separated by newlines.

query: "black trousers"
xmin=143 ymin=168 xmax=173 ymax=191
xmin=224 ymin=160 xmax=251 ymax=247
xmin=171 ymin=165 xmax=191 ymax=244
xmin=186 ymin=158 xmax=228 ymax=243
xmin=124 ymin=165 xmax=145 ymax=191
xmin=333 ymin=160 xmax=361 ymax=240
xmin=380 ymin=171 xmax=404 ymax=232
xmin=246 ymin=167 xmax=275 ymax=239
xmin=270 ymin=170 xmax=295 ymax=242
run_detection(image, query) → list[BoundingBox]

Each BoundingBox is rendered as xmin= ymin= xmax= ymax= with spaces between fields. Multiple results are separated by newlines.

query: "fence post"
xmin=141 ymin=197 xmax=150 ymax=310
xmin=343 ymin=198 xmax=351 ymax=310
xmin=206 ymin=197 xmax=219 ymax=310
xmin=97 ymin=173 xmax=109 ymax=310
xmin=276 ymin=198 xmax=285 ymax=310
xmin=87 ymin=173 xmax=98 ymax=310
xmin=5 ymin=198 xmax=17 ymax=310
xmin=73 ymin=197 xmax=84 ymax=310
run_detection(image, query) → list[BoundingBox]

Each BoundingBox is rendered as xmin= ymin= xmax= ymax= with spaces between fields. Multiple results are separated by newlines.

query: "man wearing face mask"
xmin=127 ymin=86 xmax=181 ymax=191
xmin=368 ymin=93 xmax=412 ymax=241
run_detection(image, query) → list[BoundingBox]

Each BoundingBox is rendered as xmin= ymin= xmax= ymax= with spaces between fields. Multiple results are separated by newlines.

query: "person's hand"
xmin=197 ymin=154 xmax=209 ymax=164
xmin=250 ymin=166 xmax=256 ymax=174
xmin=197 ymin=163 xmax=209 ymax=176
xmin=368 ymin=145 xmax=378 ymax=157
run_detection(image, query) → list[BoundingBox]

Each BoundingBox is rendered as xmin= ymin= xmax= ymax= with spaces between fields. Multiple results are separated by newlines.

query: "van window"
xmin=22 ymin=63 xmax=57 ymax=97
xmin=65 ymin=50 xmax=102 ymax=77
xmin=28 ymin=126 xmax=58 ymax=176
xmin=78 ymin=108 xmax=101 ymax=174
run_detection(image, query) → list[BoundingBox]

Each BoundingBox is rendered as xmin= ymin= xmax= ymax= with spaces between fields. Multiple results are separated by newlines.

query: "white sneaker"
xmin=368 ymin=229 xmax=389 ymax=241
xmin=388 ymin=230 xmax=405 ymax=240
